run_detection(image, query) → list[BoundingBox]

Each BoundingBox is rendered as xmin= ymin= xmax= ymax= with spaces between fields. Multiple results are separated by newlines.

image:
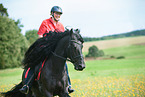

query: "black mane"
xmin=23 ymin=31 xmax=70 ymax=68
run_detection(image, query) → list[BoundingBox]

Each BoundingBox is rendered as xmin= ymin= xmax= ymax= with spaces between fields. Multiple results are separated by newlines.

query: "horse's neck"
xmin=50 ymin=36 xmax=69 ymax=74
xmin=53 ymin=35 xmax=69 ymax=59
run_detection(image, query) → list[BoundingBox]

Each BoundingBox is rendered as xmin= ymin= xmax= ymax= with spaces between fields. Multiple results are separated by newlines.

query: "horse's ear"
xmin=75 ymin=29 xmax=80 ymax=33
xmin=70 ymin=28 xmax=73 ymax=35
xmin=65 ymin=26 xmax=69 ymax=31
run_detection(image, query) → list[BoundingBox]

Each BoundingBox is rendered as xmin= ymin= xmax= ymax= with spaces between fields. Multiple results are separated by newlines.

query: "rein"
xmin=51 ymin=51 xmax=72 ymax=62
xmin=51 ymin=38 xmax=83 ymax=64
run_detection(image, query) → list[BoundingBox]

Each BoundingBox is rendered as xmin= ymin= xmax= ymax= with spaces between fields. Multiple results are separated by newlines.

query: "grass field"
xmin=69 ymin=44 xmax=145 ymax=97
xmin=0 ymin=36 xmax=145 ymax=97
xmin=83 ymin=36 xmax=145 ymax=52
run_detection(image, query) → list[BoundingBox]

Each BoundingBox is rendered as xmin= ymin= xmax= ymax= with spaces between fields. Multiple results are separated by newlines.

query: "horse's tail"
xmin=1 ymin=81 xmax=26 ymax=97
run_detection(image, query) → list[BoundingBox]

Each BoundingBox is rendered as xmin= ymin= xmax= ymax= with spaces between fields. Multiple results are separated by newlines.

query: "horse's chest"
xmin=50 ymin=78 xmax=63 ymax=86
xmin=41 ymin=70 xmax=67 ymax=90
xmin=42 ymin=75 xmax=63 ymax=85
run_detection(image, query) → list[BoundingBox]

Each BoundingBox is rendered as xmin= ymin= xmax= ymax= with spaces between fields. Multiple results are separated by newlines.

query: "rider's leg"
xmin=19 ymin=67 xmax=35 ymax=94
xmin=65 ymin=63 xmax=74 ymax=93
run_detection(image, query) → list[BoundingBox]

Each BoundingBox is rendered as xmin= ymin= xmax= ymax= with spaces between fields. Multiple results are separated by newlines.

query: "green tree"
xmin=25 ymin=29 xmax=38 ymax=45
xmin=0 ymin=3 xmax=8 ymax=16
xmin=0 ymin=16 xmax=29 ymax=69
xmin=85 ymin=45 xmax=104 ymax=58
xmin=98 ymin=50 xmax=104 ymax=56
xmin=15 ymin=19 xmax=24 ymax=32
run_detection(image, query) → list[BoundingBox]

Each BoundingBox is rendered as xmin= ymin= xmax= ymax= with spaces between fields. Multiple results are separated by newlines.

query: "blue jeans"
xmin=65 ymin=63 xmax=71 ymax=86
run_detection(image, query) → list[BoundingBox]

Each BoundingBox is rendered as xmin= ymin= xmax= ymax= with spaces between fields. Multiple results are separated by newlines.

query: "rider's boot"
xmin=68 ymin=85 xmax=74 ymax=94
xmin=19 ymin=68 xmax=35 ymax=94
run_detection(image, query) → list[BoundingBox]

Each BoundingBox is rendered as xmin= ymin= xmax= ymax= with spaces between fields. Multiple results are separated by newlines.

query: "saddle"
xmin=23 ymin=59 xmax=46 ymax=93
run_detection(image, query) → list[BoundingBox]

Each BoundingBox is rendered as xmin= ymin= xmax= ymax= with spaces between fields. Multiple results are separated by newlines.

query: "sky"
xmin=1 ymin=0 xmax=145 ymax=37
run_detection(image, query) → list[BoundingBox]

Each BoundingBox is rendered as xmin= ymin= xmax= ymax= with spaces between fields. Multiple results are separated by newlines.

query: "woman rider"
xmin=19 ymin=6 xmax=74 ymax=94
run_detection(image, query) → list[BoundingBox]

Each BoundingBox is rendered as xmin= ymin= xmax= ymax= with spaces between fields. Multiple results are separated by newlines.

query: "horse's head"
xmin=67 ymin=29 xmax=86 ymax=71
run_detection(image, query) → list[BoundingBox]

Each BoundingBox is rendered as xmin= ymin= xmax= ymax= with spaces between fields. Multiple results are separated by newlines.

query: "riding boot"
xmin=68 ymin=85 xmax=74 ymax=94
xmin=65 ymin=63 xmax=74 ymax=93
xmin=19 ymin=67 xmax=35 ymax=94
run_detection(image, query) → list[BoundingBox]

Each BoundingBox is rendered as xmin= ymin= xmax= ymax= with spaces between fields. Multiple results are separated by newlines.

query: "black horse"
xmin=2 ymin=29 xmax=85 ymax=97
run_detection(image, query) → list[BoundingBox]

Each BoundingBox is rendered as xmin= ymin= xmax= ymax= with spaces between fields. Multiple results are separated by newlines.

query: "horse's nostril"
xmin=83 ymin=65 xmax=85 ymax=69
xmin=77 ymin=64 xmax=85 ymax=70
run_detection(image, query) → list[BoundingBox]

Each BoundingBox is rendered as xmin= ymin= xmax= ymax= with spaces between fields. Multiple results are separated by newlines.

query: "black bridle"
xmin=51 ymin=37 xmax=83 ymax=64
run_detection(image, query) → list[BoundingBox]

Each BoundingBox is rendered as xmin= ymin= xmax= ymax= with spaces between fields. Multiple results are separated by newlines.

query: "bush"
xmin=99 ymin=50 xmax=104 ymax=56
xmin=116 ymin=56 xmax=125 ymax=59
xmin=110 ymin=55 xmax=115 ymax=58
xmin=85 ymin=45 xmax=104 ymax=58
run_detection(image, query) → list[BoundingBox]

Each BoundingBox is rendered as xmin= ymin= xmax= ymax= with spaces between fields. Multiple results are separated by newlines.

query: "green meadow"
xmin=0 ymin=37 xmax=145 ymax=97
xmin=69 ymin=44 xmax=145 ymax=97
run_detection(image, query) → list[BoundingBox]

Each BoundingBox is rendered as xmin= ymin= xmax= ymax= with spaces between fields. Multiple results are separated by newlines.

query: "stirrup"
xmin=20 ymin=85 xmax=29 ymax=94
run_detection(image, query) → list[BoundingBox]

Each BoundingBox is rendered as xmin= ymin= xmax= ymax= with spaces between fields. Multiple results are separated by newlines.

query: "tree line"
xmin=83 ymin=29 xmax=145 ymax=42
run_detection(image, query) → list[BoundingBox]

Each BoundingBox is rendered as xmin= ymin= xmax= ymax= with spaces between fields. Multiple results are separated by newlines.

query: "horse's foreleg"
xmin=44 ymin=92 xmax=53 ymax=97
xmin=43 ymin=89 xmax=53 ymax=97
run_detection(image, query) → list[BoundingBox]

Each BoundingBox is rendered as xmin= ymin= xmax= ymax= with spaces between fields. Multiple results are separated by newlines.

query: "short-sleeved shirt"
xmin=37 ymin=17 xmax=65 ymax=35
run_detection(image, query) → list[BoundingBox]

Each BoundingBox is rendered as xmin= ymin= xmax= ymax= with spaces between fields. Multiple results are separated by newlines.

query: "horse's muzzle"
xmin=75 ymin=64 xmax=85 ymax=71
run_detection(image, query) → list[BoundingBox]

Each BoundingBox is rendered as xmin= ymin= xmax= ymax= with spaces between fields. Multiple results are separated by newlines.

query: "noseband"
xmin=51 ymin=37 xmax=83 ymax=64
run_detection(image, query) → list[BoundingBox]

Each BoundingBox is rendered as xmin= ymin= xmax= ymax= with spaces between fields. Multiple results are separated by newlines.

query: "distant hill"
xmin=83 ymin=29 xmax=145 ymax=42
xmin=83 ymin=36 xmax=145 ymax=52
